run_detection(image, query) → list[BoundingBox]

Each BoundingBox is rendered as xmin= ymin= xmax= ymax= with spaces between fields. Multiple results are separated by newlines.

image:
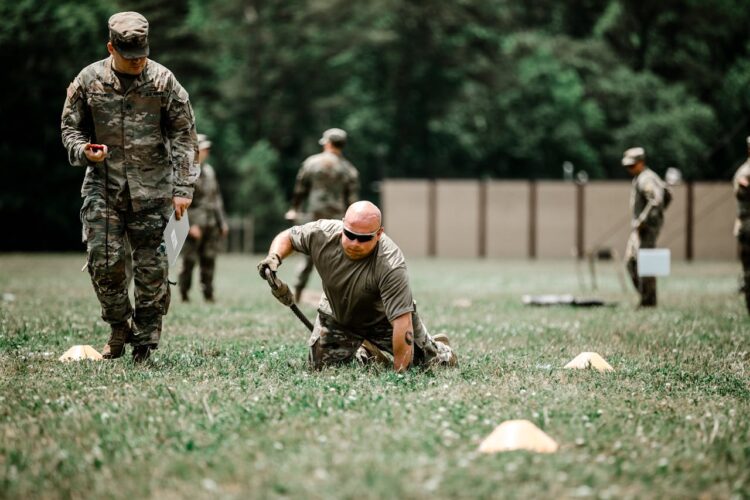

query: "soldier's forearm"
xmin=268 ymin=230 xmax=295 ymax=261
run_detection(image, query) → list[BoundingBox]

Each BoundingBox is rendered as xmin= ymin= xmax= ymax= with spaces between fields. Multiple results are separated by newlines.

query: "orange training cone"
xmin=59 ymin=345 xmax=103 ymax=362
xmin=478 ymin=419 xmax=559 ymax=454
xmin=564 ymin=352 xmax=613 ymax=372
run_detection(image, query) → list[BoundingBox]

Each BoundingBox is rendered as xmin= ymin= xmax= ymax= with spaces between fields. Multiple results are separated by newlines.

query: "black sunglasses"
xmin=343 ymin=227 xmax=380 ymax=243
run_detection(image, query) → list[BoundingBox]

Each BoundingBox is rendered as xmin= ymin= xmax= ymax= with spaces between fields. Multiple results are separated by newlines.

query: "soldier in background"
xmin=179 ymin=134 xmax=228 ymax=303
xmin=622 ymin=147 xmax=668 ymax=307
xmin=732 ymin=136 xmax=750 ymax=314
xmin=61 ymin=11 xmax=198 ymax=361
xmin=285 ymin=128 xmax=359 ymax=303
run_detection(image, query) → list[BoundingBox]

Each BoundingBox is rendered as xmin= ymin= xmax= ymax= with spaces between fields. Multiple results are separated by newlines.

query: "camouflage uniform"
xmin=61 ymin=56 xmax=198 ymax=349
xmin=289 ymin=219 xmax=455 ymax=369
xmin=309 ymin=305 xmax=452 ymax=370
xmin=624 ymin=167 xmax=666 ymax=307
xmin=178 ymin=162 xmax=227 ymax=301
xmin=290 ymin=151 xmax=359 ymax=296
xmin=733 ymin=158 xmax=750 ymax=314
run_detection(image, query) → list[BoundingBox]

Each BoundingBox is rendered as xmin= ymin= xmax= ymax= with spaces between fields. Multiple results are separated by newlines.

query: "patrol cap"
xmin=197 ymin=134 xmax=212 ymax=150
xmin=621 ymin=147 xmax=646 ymax=166
xmin=318 ymin=128 xmax=347 ymax=146
xmin=109 ymin=12 xmax=149 ymax=59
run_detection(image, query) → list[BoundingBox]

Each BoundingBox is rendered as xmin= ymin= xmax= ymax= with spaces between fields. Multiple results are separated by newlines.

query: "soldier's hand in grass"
xmin=84 ymin=143 xmax=108 ymax=163
xmin=173 ymin=197 xmax=192 ymax=220
xmin=189 ymin=224 xmax=202 ymax=240
xmin=220 ymin=222 xmax=229 ymax=237
xmin=257 ymin=253 xmax=282 ymax=279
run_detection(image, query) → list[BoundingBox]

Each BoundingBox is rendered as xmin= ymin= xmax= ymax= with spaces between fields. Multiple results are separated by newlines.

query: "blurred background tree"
xmin=2 ymin=0 xmax=750 ymax=250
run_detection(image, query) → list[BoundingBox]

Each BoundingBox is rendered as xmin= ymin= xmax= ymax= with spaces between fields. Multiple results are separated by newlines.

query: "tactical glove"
xmin=257 ymin=253 xmax=282 ymax=279
xmin=269 ymin=279 xmax=295 ymax=306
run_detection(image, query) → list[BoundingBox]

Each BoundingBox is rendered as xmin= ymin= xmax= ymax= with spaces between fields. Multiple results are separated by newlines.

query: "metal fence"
xmin=381 ymin=179 xmax=737 ymax=260
xmin=224 ymin=216 xmax=254 ymax=253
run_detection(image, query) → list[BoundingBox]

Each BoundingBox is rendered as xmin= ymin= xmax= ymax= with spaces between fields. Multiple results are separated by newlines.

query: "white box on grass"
xmin=637 ymin=248 xmax=670 ymax=277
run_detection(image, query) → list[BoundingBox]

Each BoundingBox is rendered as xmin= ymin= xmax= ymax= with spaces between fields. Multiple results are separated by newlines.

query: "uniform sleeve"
xmin=165 ymin=76 xmax=199 ymax=198
xmin=290 ymin=163 xmax=311 ymax=209
xmin=215 ymin=182 xmax=228 ymax=227
xmin=379 ymin=266 xmax=414 ymax=322
xmin=288 ymin=220 xmax=320 ymax=255
xmin=641 ymin=175 xmax=664 ymax=206
xmin=639 ymin=175 xmax=665 ymax=225
xmin=60 ymin=77 xmax=92 ymax=167
xmin=189 ymin=168 xmax=208 ymax=226
xmin=345 ymin=165 xmax=360 ymax=206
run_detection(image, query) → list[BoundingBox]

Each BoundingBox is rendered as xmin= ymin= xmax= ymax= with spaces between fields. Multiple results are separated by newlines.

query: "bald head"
xmin=343 ymin=201 xmax=382 ymax=234
xmin=340 ymin=201 xmax=384 ymax=260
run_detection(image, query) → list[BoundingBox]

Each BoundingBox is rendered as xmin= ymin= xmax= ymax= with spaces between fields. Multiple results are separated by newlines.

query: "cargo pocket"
xmin=79 ymin=196 xmax=94 ymax=243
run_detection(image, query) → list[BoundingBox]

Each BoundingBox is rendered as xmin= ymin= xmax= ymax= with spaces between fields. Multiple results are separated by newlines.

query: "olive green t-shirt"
xmin=289 ymin=219 xmax=414 ymax=328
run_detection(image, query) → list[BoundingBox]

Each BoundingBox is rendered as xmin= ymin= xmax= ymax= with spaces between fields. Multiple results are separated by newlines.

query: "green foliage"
xmin=3 ymin=0 xmax=750 ymax=249
xmin=232 ymin=140 xmax=287 ymax=249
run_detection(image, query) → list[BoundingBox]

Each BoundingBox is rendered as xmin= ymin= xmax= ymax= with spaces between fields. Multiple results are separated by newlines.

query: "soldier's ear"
xmin=107 ymin=42 xmax=115 ymax=56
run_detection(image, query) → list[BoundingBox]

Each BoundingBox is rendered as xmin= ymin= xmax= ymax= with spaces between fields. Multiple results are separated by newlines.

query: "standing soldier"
xmin=733 ymin=136 xmax=750 ymax=314
xmin=179 ymin=134 xmax=229 ymax=303
xmin=622 ymin=147 xmax=669 ymax=307
xmin=61 ymin=11 xmax=198 ymax=362
xmin=285 ymin=128 xmax=359 ymax=303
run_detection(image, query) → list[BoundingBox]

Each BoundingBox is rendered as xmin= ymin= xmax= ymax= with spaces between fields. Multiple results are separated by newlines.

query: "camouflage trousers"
xmin=739 ymin=236 xmax=750 ymax=314
xmin=178 ymin=225 xmax=222 ymax=300
xmin=307 ymin=304 xmax=454 ymax=370
xmin=625 ymin=226 xmax=660 ymax=307
xmin=81 ymin=194 xmax=171 ymax=347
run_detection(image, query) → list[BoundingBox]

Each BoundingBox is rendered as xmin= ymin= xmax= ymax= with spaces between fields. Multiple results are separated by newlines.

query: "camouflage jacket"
xmin=61 ymin=57 xmax=198 ymax=211
xmin=190 ymin=163 xmax=227 ymax=228
xmin=290 ymin=151 xmax=359 ymax=219
xmin=733 ymin=160 xmax=750 ymax=237
xmin=630 ymin=167 xmax=665 ymax=230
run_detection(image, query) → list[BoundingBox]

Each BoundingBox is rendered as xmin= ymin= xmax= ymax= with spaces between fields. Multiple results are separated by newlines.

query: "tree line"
xmin=2 ymin=0 xmax=749 ymax=250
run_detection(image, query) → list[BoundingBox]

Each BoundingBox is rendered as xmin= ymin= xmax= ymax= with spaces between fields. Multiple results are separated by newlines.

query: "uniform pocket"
xmin=79 ymin=196 xmax=95 ymax=243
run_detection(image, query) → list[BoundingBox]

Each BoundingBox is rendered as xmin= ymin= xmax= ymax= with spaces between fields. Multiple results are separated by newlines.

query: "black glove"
xmin=257 ymin=253 xmax=282 ymax=279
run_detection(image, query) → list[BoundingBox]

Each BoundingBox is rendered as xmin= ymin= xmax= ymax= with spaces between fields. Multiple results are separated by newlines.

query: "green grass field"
xmin=1 ymin=254 xmax=749 ymax=499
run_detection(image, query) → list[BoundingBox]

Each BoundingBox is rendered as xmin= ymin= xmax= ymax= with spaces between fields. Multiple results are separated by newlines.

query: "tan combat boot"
xmin=355 ymin=340 xmax=391 ymax=367
xmin=102 ymin=321 xmax=132 ymax=359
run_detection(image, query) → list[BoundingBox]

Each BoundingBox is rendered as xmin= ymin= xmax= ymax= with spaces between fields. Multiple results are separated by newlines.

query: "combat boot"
xmin=102 ymin=321 xmax=132 ymax=359
xmin=355 ymin=340 xmax=390 ymax=366
xmin=132 ymin=344 xmax=155 ymax=363
xmin=433 ymin=333 xmax=458 ymax=367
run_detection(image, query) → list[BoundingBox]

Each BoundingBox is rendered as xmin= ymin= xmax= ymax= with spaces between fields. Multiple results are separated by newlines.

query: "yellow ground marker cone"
xmin=478 ymin=419 xmax=559 ymax=454
xmin=59 ymin=345 xmax=103 ymax=362
xmin=564 ymin=352 xmax=613 ymax=372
